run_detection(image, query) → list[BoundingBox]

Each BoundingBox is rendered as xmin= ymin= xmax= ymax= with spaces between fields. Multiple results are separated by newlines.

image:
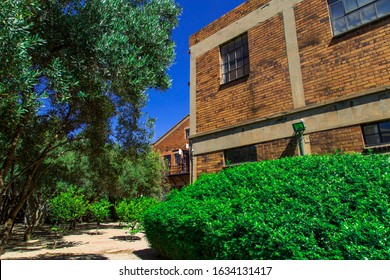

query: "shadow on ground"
xmin=4 ymin=224 xmax=86 ymax=253
xmin=4 ymin=225 xmax=55 ymax=253
xmin=46 ymin=240 xmax=85 ymax=249
xmin=110 ymin=235 xmax=141 ymax=242
xmin=133 ymin=248 xmax=167 ymax=260
xmin=57 ymin=223 xmax=123 ymax=236
xmin=7 ymin=253 xmax=108 ymax=260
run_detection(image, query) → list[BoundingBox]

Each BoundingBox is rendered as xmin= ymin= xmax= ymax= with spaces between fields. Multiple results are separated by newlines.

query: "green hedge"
xmin=143 ymin=154 xmax=390 ymax=259
xmin=116 ymin=197 xmax=160 ymax=236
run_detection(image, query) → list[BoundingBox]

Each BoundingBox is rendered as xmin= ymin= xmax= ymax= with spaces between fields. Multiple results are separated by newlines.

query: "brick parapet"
xmin=190 ymin=0 xmax=270 ymax=47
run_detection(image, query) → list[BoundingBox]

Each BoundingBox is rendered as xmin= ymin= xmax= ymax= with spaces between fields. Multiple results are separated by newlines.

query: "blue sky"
xmin=145 ymin=0 xmax=246 ymax=142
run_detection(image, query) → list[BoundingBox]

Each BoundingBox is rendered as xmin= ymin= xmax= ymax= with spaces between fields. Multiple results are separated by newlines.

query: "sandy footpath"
xmin=0 ymin=222 xmax=160 ymax=260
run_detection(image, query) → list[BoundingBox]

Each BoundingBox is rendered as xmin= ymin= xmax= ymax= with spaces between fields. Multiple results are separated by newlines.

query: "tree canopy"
xmin=0 ymin=0 xmax=181 ymax=253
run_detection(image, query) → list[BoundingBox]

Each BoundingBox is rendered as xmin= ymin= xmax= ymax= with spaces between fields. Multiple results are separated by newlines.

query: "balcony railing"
xmin=168 ymin=162 xmax=189 ymax=175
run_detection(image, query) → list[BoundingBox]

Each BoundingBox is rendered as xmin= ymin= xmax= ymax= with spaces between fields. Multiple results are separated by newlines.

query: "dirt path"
xmin=0 ymin=223 xmax=161 ymax=260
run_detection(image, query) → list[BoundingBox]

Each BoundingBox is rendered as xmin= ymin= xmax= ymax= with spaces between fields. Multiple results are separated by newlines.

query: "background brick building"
xmin=189 ymin=0 xmax=390 ymax=180
xmin=153 ymin=115 xmax=190 ymax=188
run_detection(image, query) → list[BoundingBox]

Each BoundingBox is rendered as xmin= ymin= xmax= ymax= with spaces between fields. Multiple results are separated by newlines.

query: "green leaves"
xmin=45 ymin=58 xmax=79 ymax=102
xmin=1 ymin=0 xmax=181 ymax=154
xmin=93 ymin=0 xmax=181 ymax=93
xmin=0 ymin=0 xmax=180 ymax=215
xmin=0 ymin=0 xmax=181 ymax=249
xmin=144 ymin=154 xmax=390 ymax=260
xmin=89 ymin=198 xmax=112 ymax=224
xmin=115 ymin=196 xmax=159 ymax=236
xmin=48 ymin=185 xmax=89 ymax=226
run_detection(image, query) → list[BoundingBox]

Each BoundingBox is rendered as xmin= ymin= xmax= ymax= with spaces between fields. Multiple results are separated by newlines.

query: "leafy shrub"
xmin=143 ymin=154 xmax=390 ymax=260
xmin=89 ymin=198 xmax=112 ymax=225
xmin=115 ymin=197 xmax=160 ymax=236
xmin=48 ymin=186 xmax=89 ymax=230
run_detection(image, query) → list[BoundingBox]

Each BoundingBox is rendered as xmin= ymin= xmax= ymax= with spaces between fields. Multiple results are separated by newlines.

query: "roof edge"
xmin=152 ymin=115 xmax=190 ymax=146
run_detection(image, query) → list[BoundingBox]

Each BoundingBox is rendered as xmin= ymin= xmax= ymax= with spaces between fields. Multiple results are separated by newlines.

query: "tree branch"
xmin=0 ymin=112 xmax=31 ymax=193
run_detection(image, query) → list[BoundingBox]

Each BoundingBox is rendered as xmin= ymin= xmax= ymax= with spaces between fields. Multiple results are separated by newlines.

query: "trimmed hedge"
xmin=143 ymin=154 xmax=390 ymax=259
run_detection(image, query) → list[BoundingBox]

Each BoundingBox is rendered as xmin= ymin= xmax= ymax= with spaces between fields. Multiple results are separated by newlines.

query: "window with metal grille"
xmin=328 ymin=0 xmax=390 ymax=36
xmin=362 ymin=120 xmax=390 ymax=146
xmin=224 ymin=145 xmax=257 ymax=165
xmin=220 ymin=33 xmax=250 ymax=84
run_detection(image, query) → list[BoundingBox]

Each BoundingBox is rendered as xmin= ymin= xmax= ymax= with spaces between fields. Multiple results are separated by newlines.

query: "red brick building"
xmin=189 ymin=0 xmax=390 ymax=180
xmin=153 ymin=115 xmax=190 ymax=188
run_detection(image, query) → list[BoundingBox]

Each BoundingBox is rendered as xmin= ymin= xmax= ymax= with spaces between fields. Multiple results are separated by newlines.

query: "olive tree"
xmin=0 ymin=0 xmax=181 ymax=253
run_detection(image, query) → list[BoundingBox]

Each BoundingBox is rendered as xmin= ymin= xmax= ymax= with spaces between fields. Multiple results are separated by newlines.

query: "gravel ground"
xmin=0 ymin=222 xmax=161 ymax=260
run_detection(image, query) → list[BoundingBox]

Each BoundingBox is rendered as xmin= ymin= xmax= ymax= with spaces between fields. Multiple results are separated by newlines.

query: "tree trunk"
xmin=0 ymin=200 xmax=25 ymax=255
xmin=0 ymin=114 xmax=30 ymax=196
xmin=23 ymin=195 xmax=43 ymax=241
xmin=23 ymin=225 xmax=33 ymax=242
xmin=1 ymin=129 xmax=56 ymax=254
xmin=70 ymin=220 xmax=77 ymax=230
xmin=0 ymin=166 xmax=40 ymax=254
xmin=0 ymin=161 xmax=16 ymax=220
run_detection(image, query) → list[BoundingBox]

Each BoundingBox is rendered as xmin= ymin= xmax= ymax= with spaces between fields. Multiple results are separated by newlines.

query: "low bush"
xmin=89 ymin=198 xmax=112 ymax=225
xmin=143 ymin=154 xmax=390 ymax=259
xmin=115 ymin=197 xmax=160 ymax=236
xmin=48 ymin=186 xmax=89 ymax=230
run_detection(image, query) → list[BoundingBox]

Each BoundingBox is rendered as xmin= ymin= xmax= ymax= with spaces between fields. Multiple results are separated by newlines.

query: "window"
xmin=164 ymin=155 xmax=171 ymax=168
xmin=362 ymin=120 xmax=390 ymax=146
xmin=225 ymin=145 xmax=257 ymax=165
xmin=328 ymin=0 xmax=390 ymax=36
xmin=174 ymin=153 xmax=181 ymax=166
xmin=185 ymin=128 xmax=190 ymax=139
xmin=220 ymin=33 xmax=250 ymax=84
xmin=182 ymin=150 xmax=190 ymax=173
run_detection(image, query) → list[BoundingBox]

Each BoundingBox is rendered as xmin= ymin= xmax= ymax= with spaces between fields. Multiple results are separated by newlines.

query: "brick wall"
xmin=153 ymin=117 xmax=190 ymax=168
xmin=195 ymin=14 xmax=293 ymax=134
xmin=256 ymin=137 xmax=299 ymax=161
xmin=195 ymin=125 xmax=365 ymax=173
xmin=190 ymin=0 xmax=389 ymax=178
xmin=154 ymin=118 xmax=189 ymax=153
xmin=196 ymin=152 xmax=225 ymax=177
xmin=309 ymin=125 xmax=365 ymax=154
xmin=192 ymin=0 xmax=390 ymax=135
xmin=190 ymin=0 xmax=270 ymax=46
xmin=255 ymin=126 xmax=365 ymax=162
xmin=153 ymin=117 xmax=190 ymax=187
xmin=295 ymin=0 xmax=390 ymax=105
xmin=255 ymin=125 xmax=366 ymax=161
